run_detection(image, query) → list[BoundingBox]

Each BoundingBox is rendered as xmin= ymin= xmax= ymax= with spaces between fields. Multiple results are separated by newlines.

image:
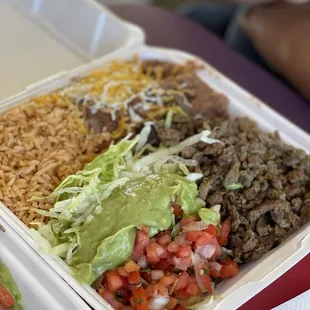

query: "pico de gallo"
xmin=97 ymin=204 xmax=237 ymax=310
xmin=0 ymin=262 xmax=24 ymax=310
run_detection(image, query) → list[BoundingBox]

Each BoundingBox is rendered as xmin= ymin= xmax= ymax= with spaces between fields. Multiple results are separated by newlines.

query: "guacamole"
xmin=70 ymin=174 xmax=199 ymax=284
xmin=0 ymin=262 xmax=24 ymax=309
xmin=33 ymin=132 xmax=218 ymax=285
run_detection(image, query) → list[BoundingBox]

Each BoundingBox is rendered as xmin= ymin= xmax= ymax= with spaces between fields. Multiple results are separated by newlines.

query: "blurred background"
xmin=100 ymin=0 xmax=193 ymax=9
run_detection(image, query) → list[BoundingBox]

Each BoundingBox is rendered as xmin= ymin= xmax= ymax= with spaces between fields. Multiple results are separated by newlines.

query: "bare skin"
xmin=241 ymin=2 xmax=310 ymax=100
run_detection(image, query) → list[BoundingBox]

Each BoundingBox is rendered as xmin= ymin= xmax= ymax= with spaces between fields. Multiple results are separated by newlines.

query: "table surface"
xmin=109 ymin=4 xmax=310 ymax=310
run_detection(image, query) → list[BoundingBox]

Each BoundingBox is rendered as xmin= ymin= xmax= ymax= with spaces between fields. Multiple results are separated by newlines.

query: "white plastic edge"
xmin=0 ymin=45 xmax=309 ymax=310
xmin=0 ymin=216 xmax=91 ymax=310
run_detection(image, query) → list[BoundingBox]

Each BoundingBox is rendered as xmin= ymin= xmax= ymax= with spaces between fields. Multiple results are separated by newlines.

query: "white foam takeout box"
xmin=0 ymin=0 xmax=144 ymax=100
xmin=0 ymin=2 xmax=310 ymax=310
xmin=0 ymin=216 xmax=91 ymax=310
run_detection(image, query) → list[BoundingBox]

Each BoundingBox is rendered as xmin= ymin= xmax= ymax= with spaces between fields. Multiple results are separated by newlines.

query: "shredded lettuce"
xmin=165 ymin=108 xmax=174 ymax=128
xmin=132 ymin=130 xmax=219 ymax=173
xmin=32 ymin=125 xmax=222 ymax=284
xmin=135 ymin=122 xmax=153 ymax=152
xmin=198 ymin=208 xmax=221 ymax=227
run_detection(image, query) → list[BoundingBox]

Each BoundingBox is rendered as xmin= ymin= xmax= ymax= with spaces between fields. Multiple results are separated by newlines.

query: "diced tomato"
xmin=217 ymin=217 xmax=232 ymax=246
xmin=106 ymin=271 xmax=123 ymax=292
xmin=132 ymin=230 xmax=150 ymax=262
xmin=176 ymin=246 xmax=192 ymax=258
xmin=174 ymin=305 xmax=186 ymax=310
xmin=157 ymin=245 xmax=168 ymax=259
xmin=124 ymin=260 xmax=140 ymax=273
xmin=145 ymin=283 xmax=168 ymax=299
xmin=166 ymin=242 xmax=180 ymax=253
xmin=220 ymin=260 xmax=239 ymax=279
xmin=130 ymin=296 xmax=135 ymax=307
xmin=185 ymin=231 xmax=204 ymax=242
xmin=167 ymin=296 xmax=178 ymax=309
xmin=157 ymin=233 xmax=171 ymax=246
xmin=120 ymin=276 xmax=130 ymax=290
xmin=0 ymin=284 xmax=15 ymax=307
xmin=103 ymin=281 xmax=109 ymax=291
xmin=154 ymin=259 xmax=173 ymax=271
xmin=209 ymin=268 xmax=221 ymax=279
xmin=174 ymin=288 xmax=188 ymax=299
xmin=188 ymin=275 xmax=197 ymax=284
xmin=145 ymin=284 xmax=156 ymax=299
xmin=210 ymin=237 xmax=222 ymax=257
xmin=146 ymin=243 xmax=167 ymax=265
xmin=179 ymin=257 xmax=192 ymax=268
xmin=117 ymin=266 xmax=129 ymax=277
xmin=173 ymin=205 xmax=183 ymax=218
xmin=132 ymin=286 xmax=148 ymax=310
xmin=168 ymin=255 xmax=192 ymax=271
xmin=205 ymin=224 xmax=217 ymax=237
xmin=201 ymin=274 xmax=213 ymax=294
xmin=184 ymin=283 xmax=200 ymax=296
xmin=160 ymin=274 xmax=177 ymax=287
xmin=128 ymin=271 xmax=141 ymax=285
xmin=195 ymin=233 xmax=213 ymax=246
xmin=140 ymin=270 xmax=152 ymax=283
xmin=155 ymin=283 xmax=169 ymax=297
xmin=146 ymin=243 xmax=160 ymax=264
xmin=182 ymin=215 xmax=199 ymax=226
xmin=175 ymin=272 xmax=190 ymax=290
xmin=115 ymin=289 xmax=131 ymax=304
xmin=98 ymin=288 xmax=124 ymax=310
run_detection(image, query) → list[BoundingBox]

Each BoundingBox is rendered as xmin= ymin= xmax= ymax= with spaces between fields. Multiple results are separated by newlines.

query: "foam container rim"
xmin=1 ymin=0 xmax=145 ymax=100
xmin=0 ymin=216 xmax=91 ymax=310
xmin=0 ymin=45 xmax=310 ymax=310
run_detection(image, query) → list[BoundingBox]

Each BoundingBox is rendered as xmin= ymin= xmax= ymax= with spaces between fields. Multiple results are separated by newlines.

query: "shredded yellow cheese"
xmin=28 ymin=57 xmax=192 ymax=139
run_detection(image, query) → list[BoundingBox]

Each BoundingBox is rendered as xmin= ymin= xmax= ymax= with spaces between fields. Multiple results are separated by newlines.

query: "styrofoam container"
xmin=0 ymin=45 xmax=310 ymax=310
xmin=0 ymin=0 xmax=144 ymax=100
xmin=0 ymin=216 xmax=91 ymax=310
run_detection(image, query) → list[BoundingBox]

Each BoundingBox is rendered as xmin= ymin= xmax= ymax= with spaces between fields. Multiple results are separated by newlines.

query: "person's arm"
xmin=241 ymin=3 xmax=310 ymax=100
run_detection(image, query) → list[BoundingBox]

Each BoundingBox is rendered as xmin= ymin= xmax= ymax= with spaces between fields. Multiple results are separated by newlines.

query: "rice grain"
xmin=0 ymin=99 xmax=110 ymax=226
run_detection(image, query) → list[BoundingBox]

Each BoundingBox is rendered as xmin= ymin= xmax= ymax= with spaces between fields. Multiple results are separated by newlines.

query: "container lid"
xmin=0 ymin=0 xmax=144 ymax=100
xmin=0 ymin=217 xmax=90 ymax=310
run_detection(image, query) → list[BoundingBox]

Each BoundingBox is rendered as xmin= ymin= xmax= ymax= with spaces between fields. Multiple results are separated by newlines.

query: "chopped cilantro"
xmin=136 ymin=298 xmax=143 ymax=304
xmin=203 ymin=268 xmax=209 ymax=275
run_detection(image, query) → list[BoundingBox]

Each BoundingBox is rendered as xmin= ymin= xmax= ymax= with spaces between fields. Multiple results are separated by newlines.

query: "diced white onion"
xmin=197 ymin=244 xmax=216 ymax=259
xmin=172 ymin=256 xmax=188 ymax=271
xmin=148 ymin=296 xmax=169 ymax=310
xmin=151 ymin=270 xmax=164 ymax=281
xmin=192 ymin=254 xmax=207 ymax=294
xmin=209 ymin=262 xmax=222 ymax=271
xmin=137 ymin=255 xmax=148 ymax=269
xmin=174 ymin=234 xmax=191 ymax=246
xmin=155 ymin=246 xmax=166 ymax=257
